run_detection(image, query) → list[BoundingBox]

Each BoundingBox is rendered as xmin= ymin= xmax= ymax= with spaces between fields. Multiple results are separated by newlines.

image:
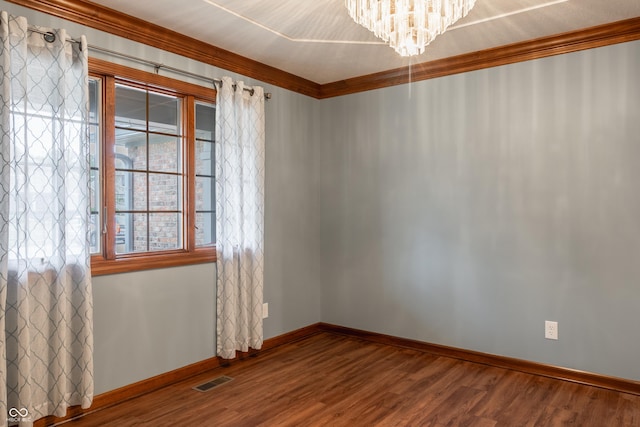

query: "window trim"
xmin=89 ymin=58 xmax=217 ymax=276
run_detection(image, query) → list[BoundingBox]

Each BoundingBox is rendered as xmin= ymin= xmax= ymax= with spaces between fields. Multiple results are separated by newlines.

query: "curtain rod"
xmin=27 ymin=27 xmax=272 ymax=100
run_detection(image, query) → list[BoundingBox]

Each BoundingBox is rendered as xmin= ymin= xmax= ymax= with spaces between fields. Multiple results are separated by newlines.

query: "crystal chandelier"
xmin=345 ymin=0 xmax=476 ymax=56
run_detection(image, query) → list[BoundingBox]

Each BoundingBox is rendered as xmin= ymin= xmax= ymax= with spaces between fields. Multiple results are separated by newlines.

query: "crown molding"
xmin=319 ymin=16 xmax=640 ymax=98
xmin=6 ymin=0 xmax=640 ymax=99
xmin=5 ymin=0 xmax=322 ymax=98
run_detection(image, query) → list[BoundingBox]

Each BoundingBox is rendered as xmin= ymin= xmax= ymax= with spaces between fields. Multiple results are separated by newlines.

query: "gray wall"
xmin=92 ymin=265 xmax=215 ymax=394
xmin=0 ymin=1 xmax=322 ymax=395
xmin=319 ymin=40 xmax=640 ymax=381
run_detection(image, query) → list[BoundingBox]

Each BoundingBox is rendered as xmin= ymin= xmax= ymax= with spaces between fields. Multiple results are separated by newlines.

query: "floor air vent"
xmin=193 ymin=376 xmax=233 ymax=392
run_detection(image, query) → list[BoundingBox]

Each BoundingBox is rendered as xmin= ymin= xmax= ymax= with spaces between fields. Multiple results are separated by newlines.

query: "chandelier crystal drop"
xmin=345 ymin=0 xmax=476 ymax=57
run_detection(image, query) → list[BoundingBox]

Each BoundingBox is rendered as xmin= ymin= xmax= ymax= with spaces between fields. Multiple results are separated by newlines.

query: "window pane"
xmin=149 ymin=134 xmax=181 ymax=173
xmin=196 ymin=176 xmax=214 ymax=211
xmin=196 ymin=212 xmax=215 ymax=246
xmin=116 ymin=213 xmax=148 ymax=254
xmin=195 ymin=102 xmax=215 ymax=141
xmin=90 ymin=169 xmax=100 ymax=211
xmin=89 ymin=79 xmax=99 ymax=123
xmin=23 ymin=115 xmax=50 ymax=161
xmin=90 ymin=124 xmax=100 ymax=168
xmin=133 ymin=213 xmax=148 ymax=253
xmin=149 ymin=92 xmax=180 ymax=134
xmin=149 ymin=213 xmax=182 ymax=250
xmin=89 ymin=77 xmax=101 ymax=255
xmin=90 ymin=213 xmax=100 ymax=254
xmin=115 ymin=85 xmax=146 ymax=130
xmin=111 ymin=82 xmax=187 ymax=256
xmin=115 ymin=171 xmax=147 ymax=211
xmin=115 ymin=129 xmax=147 ymax=171
xmin=195 ymin=140 xmax=214 ymax=176
xmin=22 ymin=165 xmax=57 ymax=259
xmin=195 ymin=101 xmax=215 ymax=248
xmin=149 ymin=174 xmax=181 ymax=211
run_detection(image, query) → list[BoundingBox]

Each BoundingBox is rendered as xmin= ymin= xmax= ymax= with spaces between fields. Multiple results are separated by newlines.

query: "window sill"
xmin=91 ymin=247 xmax=216 ymax=276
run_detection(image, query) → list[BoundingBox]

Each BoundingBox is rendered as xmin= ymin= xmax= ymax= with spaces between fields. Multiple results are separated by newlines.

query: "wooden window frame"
xmin=89 ymin=58 xmax=217 ymax=276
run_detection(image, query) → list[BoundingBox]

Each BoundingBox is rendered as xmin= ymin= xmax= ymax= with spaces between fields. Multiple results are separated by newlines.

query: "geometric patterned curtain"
xmin=215 ymin=76 xmax=265 ymax=360
xmin=0 ymin=12 xmax=93 ymax=426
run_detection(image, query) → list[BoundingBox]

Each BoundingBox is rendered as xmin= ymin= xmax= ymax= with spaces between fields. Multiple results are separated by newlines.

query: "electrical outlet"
xmin=262 ymin=303 xmax=269 ymax=319
xmin=545 ymin=320 xmax=558 ymax=340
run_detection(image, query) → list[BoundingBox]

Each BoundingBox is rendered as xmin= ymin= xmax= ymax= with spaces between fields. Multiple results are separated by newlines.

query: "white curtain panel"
xmin=215 ymin=77 xmax=265 ymax=359
xmin=0 ymin=12 xmax=93 ymax=426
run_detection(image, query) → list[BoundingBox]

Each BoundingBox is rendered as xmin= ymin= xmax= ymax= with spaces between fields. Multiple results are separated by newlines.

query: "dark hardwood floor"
xmin=62 ymin=332 xmax=640 ymax=426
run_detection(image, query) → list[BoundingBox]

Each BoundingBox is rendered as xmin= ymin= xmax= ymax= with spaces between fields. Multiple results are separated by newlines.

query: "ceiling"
xmin=88 ymin=0 xmax=640 ymax=85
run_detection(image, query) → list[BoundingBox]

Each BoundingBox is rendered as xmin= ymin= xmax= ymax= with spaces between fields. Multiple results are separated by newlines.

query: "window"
xmin=114 ymin=83 xmax=183 ymax=253
xmin=195 ymin=102 xmax=216 ymax=246
xmin=9 ymin=85 xmax=87 ymax=260
xmin=89 ymin=60 xmax=217 ymax=275
xmin=89 ymin=78 xmax=102 ymax=255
